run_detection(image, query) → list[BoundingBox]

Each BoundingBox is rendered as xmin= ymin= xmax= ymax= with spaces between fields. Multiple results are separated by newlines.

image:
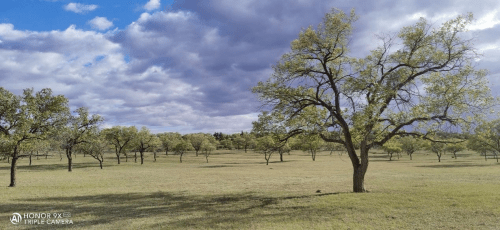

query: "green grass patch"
xmin=0 ymin=150 xmax=499 ymax=229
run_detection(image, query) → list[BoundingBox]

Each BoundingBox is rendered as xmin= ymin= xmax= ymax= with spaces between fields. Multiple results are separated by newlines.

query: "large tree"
xmin=0 ymin=88 xmax=69 ymax=187
xmin=252 ymin=9 xmax=494 ymax=192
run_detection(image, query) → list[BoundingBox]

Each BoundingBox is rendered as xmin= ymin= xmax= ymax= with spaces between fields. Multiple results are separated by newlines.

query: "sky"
xmin=0 ymin=0 xmax=499 ymax=134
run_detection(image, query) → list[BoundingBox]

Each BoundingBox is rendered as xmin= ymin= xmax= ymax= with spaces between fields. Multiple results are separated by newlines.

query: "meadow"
xmin=1 ymin=149 xmax=499 ymax=229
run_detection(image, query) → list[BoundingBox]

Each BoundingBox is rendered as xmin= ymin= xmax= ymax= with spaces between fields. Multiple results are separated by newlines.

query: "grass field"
xmin=1 ymin=149 xmax=499 ymax=229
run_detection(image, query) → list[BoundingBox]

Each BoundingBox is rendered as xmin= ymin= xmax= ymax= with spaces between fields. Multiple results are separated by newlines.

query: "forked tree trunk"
xmin=347 ymin=141 xmax=368 ymax=193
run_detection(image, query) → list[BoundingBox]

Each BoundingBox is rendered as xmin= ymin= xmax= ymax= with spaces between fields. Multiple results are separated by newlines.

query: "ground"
xmin=1 ymin=150 xmax=499 ymax=229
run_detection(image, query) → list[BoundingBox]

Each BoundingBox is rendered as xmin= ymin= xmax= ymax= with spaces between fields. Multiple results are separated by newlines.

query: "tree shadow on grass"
xmin=0 ymin=162 xmax=115 ymax=172
xmin=416 ymin=163 xmax=495 ymax=168
xmin=1 ymin=191 xmax=341 ymax=229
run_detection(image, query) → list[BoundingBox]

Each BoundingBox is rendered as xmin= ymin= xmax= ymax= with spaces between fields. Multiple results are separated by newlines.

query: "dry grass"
xmin=0 ymin=149 xmax=499 ymax=229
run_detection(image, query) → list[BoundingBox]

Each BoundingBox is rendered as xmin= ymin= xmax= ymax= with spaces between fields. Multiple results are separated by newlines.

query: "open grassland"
xmin=1 ymin=150 xmax=499 ymax=229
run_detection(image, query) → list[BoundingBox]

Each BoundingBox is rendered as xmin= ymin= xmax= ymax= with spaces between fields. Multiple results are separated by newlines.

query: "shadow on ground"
xmin=0 ymin=162 xmax=115 ymax=171
xmin=1 ymin=191 xmax=341 ymax=229
xmin=416 ymin=163 xmax=497 ymax=168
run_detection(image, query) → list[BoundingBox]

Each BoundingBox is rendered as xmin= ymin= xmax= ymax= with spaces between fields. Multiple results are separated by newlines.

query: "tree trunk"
xmin=180 ymin=153 xmax=183 ymax=163
xmin=116 ymin=151 xmax=121 ymax=164
xmin=280 ymin=152 xmax=283 ymax=162
xmin=437 ymin=153 xmax=441 ymax=162
xmin=409 ymin=153 xmax=413 ymax=160
xmin=140 ymin=151 xmax=144 ymax=165
xmin=99 ymin=160 xmax=103 ymax=169
xmin=453 ymin=152 xmax=457 ymax=159
xmin=165 ymin=149 xmax=168 ymax=156
xmin=353 ymin=165 xmax=366 ymax=193
xmin=29 ymin=153 xmax=32 ymax=166
xmin=206 ymin=155 xmax=209 ymax=163
xmin=154 ymin=152 xmax=157 ymax=162
xmin=195 ymin=150 xmax=198 ymax=157
xmin=134 ymin=152 xmax=137 ymax=163
xmin=311 ymin=151 xmax=316 ymax=161
xmin=348 ymin=141 xmax=369 ymax=193
xmin=9 ymin=148 xmax=18 ymax=187
xmin=9 ymin=157 xmax=18 ymax=187
xmin=37 ymin=151 xmax=39 ymax=160
xmin=389 ymin=153 xmax=393 ymax=161
xmin=66 ymin=149 xmax=73 ymax=172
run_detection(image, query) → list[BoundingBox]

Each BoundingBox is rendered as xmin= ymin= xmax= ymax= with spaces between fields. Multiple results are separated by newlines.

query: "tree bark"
xmin=348 ymin=141 xmax=368 ymax=193
xmin=140 ymin=151 xmax=144 ymax=165
xmin=66 ymin=149 xmax=73 ymax=172
xmin=9 ymin=149 xmax=18 ymax=187
xmin=115 ymin=149 xmax=121 ymax=164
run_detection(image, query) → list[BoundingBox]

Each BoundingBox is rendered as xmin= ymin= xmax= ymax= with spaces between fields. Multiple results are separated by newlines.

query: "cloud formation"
xmin=144 ymin=0 xmax=161 ymax=11
xmin=64 ymin=3 xmax=98 ymax=14
xmin=88 ymin=17 xmax=114 ymax=30
xmin=1 ymin=0 xmax=500 ymax=134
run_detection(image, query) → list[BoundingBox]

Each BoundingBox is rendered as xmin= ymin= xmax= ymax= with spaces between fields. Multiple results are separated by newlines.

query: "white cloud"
xmin=88 ymin=17 xmax=114 ymax=30
xmin=144 ymin=0 xmax=161 ymax=11
xmin=469 ymin=10 xmax=500 ymax=31
xmin=64 ymin=3 xmax=98 ymax=14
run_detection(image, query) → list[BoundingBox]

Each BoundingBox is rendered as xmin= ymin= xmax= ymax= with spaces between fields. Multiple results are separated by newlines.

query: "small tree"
xmin=382 ymin=138 xmax=403 ymax=161
xmin=158 ymin=132 xmax=181 ymax=156
xmin=102 ymin=126 xmax=137 ymax=164
xmin=200 ymin=140 xmax=216 ymax=163
xmin=57 ymin=107 xmax=103 ymax=172
xmin=173 ymin=140 xmax=193 ymax=163
xmin=399 ymin=136 xmax=421 ymax=160
xmin=445 ymin=141 xmax=466 ymax=159
xmin=255 ymin=136 xmax=276 ymax=165
xmin=134 ymin=127 xmax=160 ymax=165
xmin=425 ymin=141 xmax=446 ymax=162
xmin=75 ymin=131 xmax=108 ymax=169
xmin=298 ymin=134 xmax=324 ymax=161
xmin=468 ymin=119 xmax=500 ymax=162
xmin=185 ymin=133 xmax=207 ymax=156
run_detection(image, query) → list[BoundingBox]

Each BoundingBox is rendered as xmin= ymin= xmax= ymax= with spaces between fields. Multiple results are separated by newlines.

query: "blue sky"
xmin=1 ymin=0 xmax=500 ymax=134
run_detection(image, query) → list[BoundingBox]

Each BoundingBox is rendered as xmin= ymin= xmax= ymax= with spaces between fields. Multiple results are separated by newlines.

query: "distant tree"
xmin=200 ymin=140 xmax=216 ymax=163
xmin=220 ymin=139 xmax=233 ymax=150
xmin=425 ymin=141 xmax=446 ymax=162
xmin=158 ymin=132 xmax=181 ymax=155
xmin=134 ymin=127 xmax=160 ymax=165
xmin=173 ymin=140 xmax=194 ymax=163
xmin=185 ymin=133 xmax=206 ymax=156
xmin=298 ymin=134 xmax=324 ymax=161
xmin=468 ymin=119 xmax=500 ymax=162
xmin=0 ymin=88 xmax=69 ymax=187
xmin=102 ymin=126 xmax=137 ymax=164
xmin=399 ymin=136 xmax=421 ymax=160
xmin=57 ymin=107 xmax=103 ymax=172
xmin=445 ymin=140 xmax=466 ymax=159
xmin=75 ymin=131 xmax=108 ymax=169
xmin=255 ymin=136 xmax=277 ymax=165
xmin=382 ymin=138 xmax=402 ymax=161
